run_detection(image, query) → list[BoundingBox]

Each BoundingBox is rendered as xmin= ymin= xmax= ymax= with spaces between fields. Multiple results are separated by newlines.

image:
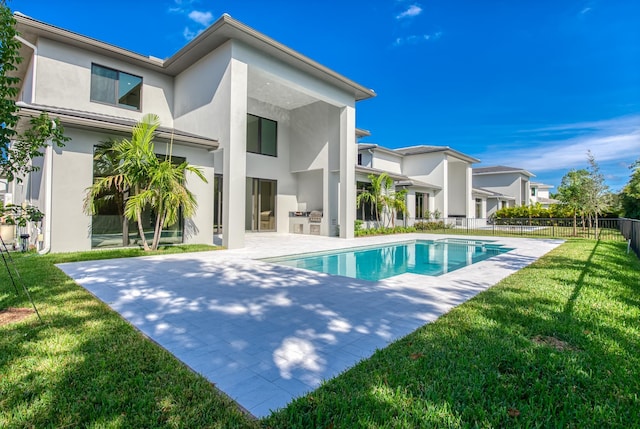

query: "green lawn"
xmin=1 ymin=240 xmax=639 ymax=428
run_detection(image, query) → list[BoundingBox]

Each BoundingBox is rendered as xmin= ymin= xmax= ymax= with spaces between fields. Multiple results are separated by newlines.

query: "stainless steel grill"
xmin=309 ymin=210 xmax=323 ymax=223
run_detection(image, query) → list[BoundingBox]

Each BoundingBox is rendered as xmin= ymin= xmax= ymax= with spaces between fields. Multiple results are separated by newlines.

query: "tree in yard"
xmin=1 ymin=2 xmax=69 ymax=182
xmin=356 ymin=172 xmax=393 ymax=227
xmin=585 ymin=151 xmax=610 ymax=237
xmin=84 ymin=114 xmax=207 ymax=251
xmin=557 ymin=168 xmax=590 ymax=236
xmin=384 ymin=188 xmax=408 ymax=227
xmin=621 ymin=160 xmax=640 ymax=219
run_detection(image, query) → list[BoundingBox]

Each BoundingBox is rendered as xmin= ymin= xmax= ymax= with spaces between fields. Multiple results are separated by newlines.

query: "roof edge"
xmin=16 ymin=102 xmax=218 ymax=150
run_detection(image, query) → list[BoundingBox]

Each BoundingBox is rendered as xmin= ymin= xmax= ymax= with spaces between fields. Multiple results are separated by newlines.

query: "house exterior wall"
xmin=447 ymin=160 xmax=468 ymax=217
xmin=49 ymin=128 xmax=95 ymax=252
xmin=405 ymin=153 xmax=446 ymax=216
xmin=473 ymin=172 xmax=530 ymax=206
xmin=35 ymin=38 xmax=175 ymax=125
xmin=43 ymin=127 xmax=216 ymax=253
xmin=20 ymin=55 xmax=34 ymax=103
xmin=358 ymin=150 xmax=373 ymax=167
xmin=369 ymin=151 xmax=403 ymax=174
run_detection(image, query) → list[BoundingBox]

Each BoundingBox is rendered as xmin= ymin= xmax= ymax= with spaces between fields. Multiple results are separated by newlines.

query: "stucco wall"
xmin=370 ymin=151 xmax=402 ymax=174
xmin=49 ymin=128 xmax=95 ymax=252
xmin=402 ymin=153 xmax=446 ymax=187
xmin=473 ymin=173 xmax=518 ymax=198
xmin=447 ymin=161 xmax=468 ymax=216
xmin=358 ymin=150 xmax=373 ymax=167
xmin=35 ymin=38 xmax=174 ymax=125
xmin=173 ymin=41 xmax=232 ymax=139
xmin=46 ymin=127 xmax=215 ymax=253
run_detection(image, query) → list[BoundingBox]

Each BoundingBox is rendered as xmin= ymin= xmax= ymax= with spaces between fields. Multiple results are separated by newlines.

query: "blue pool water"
xmin=266 ymin=239 xmax=513 ymax=281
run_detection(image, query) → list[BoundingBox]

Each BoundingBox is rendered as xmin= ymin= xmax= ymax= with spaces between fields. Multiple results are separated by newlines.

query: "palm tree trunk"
xmin=151 ymin=205 xmax=164 ymax=251
xmin=121 ymin=188 xmax=129 ymax=246
xmin=136 ymin=209 xmax=150 ymax=251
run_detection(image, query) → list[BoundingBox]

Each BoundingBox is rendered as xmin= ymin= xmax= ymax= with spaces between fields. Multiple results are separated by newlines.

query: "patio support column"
xmin=466 ymin=164 xmax=474 ymax=218
xmin=338 ymin=105 xmax=356 ymax=239
xmin=222 ymin=58 xmax=248 ymax=249
xmin=442 ymin=156 xmax=449 ymax=218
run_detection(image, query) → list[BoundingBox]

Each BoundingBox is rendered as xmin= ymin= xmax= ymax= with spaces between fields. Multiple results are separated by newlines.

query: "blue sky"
xmin=10 ymin=0 xmax=640 ymax=191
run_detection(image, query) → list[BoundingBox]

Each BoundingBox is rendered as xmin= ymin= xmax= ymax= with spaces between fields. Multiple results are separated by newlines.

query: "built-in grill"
xmin=309 ymin=210 xmax=323 ymax=223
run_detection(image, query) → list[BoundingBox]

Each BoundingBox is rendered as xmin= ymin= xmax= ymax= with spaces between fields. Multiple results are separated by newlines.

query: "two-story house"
xmin=11 ymin=12 xmax=375 ymax=252
xmin=356 ymin=143 xmax=479 ymax=225
xmin=472 ymin=166 xmax=534 ymax=217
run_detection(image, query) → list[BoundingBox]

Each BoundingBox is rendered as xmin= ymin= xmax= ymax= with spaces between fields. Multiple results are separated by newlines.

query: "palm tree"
xmin=85 ymin=114 xmax=206 ymax=251
xmin=125 ymin=157 xmax=206 ymax=250
xmin=356 ymin=172 xmax=392 ymax=226
xmin=386 ymin=188 xmax=408 ymax=227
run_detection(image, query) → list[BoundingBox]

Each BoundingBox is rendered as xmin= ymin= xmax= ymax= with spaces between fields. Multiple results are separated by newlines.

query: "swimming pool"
xmin=265 ymin=239 xmax=513 ymax=281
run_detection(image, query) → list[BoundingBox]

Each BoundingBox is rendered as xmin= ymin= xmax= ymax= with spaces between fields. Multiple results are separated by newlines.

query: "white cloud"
xmin=580 ymin=7 xmax=592 ymax=14
xmin=396 ymin=4 xmax=423 ymax=19
xmin=183 ymin=26 xmax=205 ymax=41
xmin=183 ymin=27 xmax=196 ymax=41
xmin=188 ymin=10 xmax=214 ymax=27
xmin=393 ymin=31 xmax=442 ymax=46
xmin=477 ymin=115 xmax=640 ymax=173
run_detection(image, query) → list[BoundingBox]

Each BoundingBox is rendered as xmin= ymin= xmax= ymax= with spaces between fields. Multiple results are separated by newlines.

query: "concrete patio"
xmin=57 ymin=233 xmax=563 ymax=417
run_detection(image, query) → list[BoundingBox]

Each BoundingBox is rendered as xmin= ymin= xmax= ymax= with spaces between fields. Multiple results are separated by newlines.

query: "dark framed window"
xmin=357 ymin=153 xmax=362 ymax=165
xmin=416 ymin=192 xmax=426 ymax=219
xmin=91 ymin=64 xmax=142 ymax=110
xmin=247 ymin=114 xmax=277 ymax=156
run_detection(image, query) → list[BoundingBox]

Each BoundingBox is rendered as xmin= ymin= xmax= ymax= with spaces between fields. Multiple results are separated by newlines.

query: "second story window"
xmin=90 ymin=64 xmax=142 ymax=110
xmin=247 ymin=114 xmax=277 ymax=157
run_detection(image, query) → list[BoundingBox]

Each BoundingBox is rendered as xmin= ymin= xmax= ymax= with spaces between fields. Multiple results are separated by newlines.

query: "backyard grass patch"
xmin=1 ymin=245 xmax=258 ymax=428
xmin=264 ymin=240 xmax=640 ymax=428
xmin=1 ymin=240 xmax=639 ymax=427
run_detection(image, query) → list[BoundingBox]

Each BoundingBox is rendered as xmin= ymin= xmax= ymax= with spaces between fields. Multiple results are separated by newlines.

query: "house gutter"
xmin=15 ymin=35 xmax=37 ymax=103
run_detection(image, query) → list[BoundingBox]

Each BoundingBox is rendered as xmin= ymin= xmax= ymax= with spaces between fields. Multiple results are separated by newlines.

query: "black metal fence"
xmin=417 ymin=217 xmax=626 ymax=241
xmin=619 ymin=218 xmax=640 ymax=258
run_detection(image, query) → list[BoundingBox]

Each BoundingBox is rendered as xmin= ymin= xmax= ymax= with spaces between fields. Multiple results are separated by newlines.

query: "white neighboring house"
xmin=530 ymin=182 xmax=560 ymax=208
xmin=356 ymin=144 xmax=479 ymax=226
xmin=10 ymin=13 xmax=375 ymax=252
xmin=472 ymin=165 xmax=534 ymax=217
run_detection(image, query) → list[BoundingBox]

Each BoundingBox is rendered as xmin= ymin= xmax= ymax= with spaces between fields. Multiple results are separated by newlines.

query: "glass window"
xmin=91 ymin=64 xmax=142 ymax=110
xmin=247 ymin=114 xmax=277 ymax=156
xmin=416 ymin=193 xmax=425 ymax=219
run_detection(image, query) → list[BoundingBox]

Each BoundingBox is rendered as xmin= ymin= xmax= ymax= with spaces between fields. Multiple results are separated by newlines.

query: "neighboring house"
xmin=530 ymin=182 xmax=560 ymax=208
xmin=356 ymin=144 xmax=479 ymax=225
xmin=11 ymin=13 xmax=375 ymax=252
xmin=472 ymin=166 xmax=534 ymax=217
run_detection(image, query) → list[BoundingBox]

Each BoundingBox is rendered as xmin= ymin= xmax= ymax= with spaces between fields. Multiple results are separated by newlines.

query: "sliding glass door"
xmin=245 ymin=178 xmax=276 ymax=232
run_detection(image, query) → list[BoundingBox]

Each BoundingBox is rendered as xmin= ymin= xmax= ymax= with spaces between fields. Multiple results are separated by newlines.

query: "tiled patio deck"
xmin=57 ymin=233 xmax=563 ymax=417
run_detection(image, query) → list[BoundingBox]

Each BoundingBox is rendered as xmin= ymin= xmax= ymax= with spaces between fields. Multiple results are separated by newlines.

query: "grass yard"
xmin=1 ymin=239 xmax=639 ymax=428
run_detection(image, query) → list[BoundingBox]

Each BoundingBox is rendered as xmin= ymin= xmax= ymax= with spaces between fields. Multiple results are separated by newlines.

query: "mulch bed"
xmin=0 ymin=307 xmax=34 ymax=326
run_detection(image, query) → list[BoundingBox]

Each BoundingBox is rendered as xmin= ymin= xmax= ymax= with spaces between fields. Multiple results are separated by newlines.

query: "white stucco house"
xmin=10 ymin=12 xmax=376 ymax=252
xmin=356 ymin=143 xmax=479 ymax=225
xmin=472 ymin=165 xmax=534 ymax=217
